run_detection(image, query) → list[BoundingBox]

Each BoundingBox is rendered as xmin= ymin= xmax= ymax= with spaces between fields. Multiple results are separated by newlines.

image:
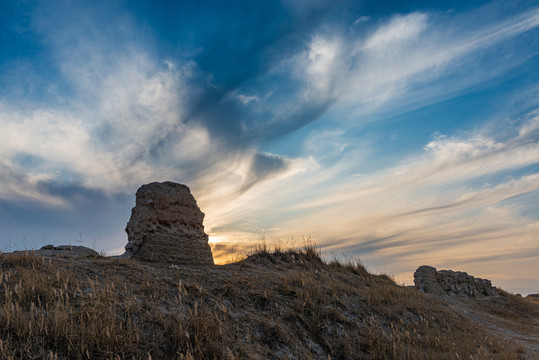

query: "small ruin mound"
xmin=12 ymin=245 xmax=100 ymax=258
xmin=414 ymin=265 xmax=497 ymax=297
xmin=124 ymin=181 xmax=213 ymax=265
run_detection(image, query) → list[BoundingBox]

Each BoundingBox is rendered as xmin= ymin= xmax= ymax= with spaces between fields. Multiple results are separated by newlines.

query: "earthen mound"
xmin=13 ymin=245 xmax=99 ymax=258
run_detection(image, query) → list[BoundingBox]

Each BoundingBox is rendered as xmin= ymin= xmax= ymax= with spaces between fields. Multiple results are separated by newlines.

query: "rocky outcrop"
xmin=414 ymin=265 xmax=497 ymax=297
xmin=124 ymin=181 xmax=213 ymax=265
xmin=13 ymin=245 xmax=100 ymax=258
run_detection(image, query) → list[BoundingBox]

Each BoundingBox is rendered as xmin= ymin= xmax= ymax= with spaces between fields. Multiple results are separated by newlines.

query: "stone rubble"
xmin=414 ymin=265 xmax=497 ymax=297
xmin=13 ymin=245 xmax=100 ymax=258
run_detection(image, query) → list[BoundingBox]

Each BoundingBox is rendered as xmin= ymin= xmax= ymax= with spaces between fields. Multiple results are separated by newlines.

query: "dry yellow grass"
xmin=0 ymin=246 xmax=536 ymax=359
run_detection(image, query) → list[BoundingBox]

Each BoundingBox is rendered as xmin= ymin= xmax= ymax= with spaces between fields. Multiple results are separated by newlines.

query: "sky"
xmin=1 ymin=0 xmax=539 ymax=295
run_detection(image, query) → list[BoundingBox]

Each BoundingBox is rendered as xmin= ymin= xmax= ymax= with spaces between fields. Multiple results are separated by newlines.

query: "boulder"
xmin=414 ymin=265 xmax=497 ymax=297
xmin=414 ymin=265 xmax=445 ymax=295
xmin=124 ymin=181 xmax=214 ymax=265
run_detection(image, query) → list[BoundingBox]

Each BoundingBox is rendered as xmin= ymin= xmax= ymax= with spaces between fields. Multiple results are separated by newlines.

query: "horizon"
xmin=1 ymin=0 xmax=538 ymax=296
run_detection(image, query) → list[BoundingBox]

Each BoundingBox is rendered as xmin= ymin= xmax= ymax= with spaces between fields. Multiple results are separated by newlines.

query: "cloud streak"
xmin=295 ymin=5 xmax=539 ymax=118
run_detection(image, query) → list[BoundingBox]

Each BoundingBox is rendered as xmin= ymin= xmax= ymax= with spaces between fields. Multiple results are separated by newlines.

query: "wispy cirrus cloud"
xmin=3 ymin=2 xmax=539 ymax=206
xmin=292 ymin=4 xmax=539 ymax=118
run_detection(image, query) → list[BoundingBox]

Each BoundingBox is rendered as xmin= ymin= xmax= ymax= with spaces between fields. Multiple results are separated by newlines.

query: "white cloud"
xmin=363 ymin=12 xmax=429 ymax=51
xmin=295 ymin=6 xmax=539 ymax=116
xmin=518 ymin=109 xmax=539 ymax=138
xmin=237 ymin=94 xmax=259 ymax=104
xmin=0 ymin=159 xmax=67 ymax=207
xmin=305 ymin=35 xmax=341 ymax=95
xmin=302 ymin=129 xmax=350 ymax=161
xmin=424 ymin=135 xmax=499 ymax=159
xmin=353 ymin=16 xmax=370 ymax=26
xmin=0 ymin=56 xmax=190 ymax=195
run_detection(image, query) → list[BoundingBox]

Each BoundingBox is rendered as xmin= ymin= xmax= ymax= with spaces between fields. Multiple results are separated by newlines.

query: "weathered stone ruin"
xmin=13 ymin=245 xmax=99 ymax=258
xmin=124 ymin=181 xmax=214 ymax=265
xmin=414 ymin=265 xmax=497 ymax=297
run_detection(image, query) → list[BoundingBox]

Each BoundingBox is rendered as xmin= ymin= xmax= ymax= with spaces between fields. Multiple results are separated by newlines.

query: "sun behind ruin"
xmin=123 ymin=181 xmax=214 ymax=265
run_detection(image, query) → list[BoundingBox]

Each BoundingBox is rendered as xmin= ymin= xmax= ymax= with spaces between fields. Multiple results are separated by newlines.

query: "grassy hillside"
xmin=0 ymin=247 xmax=537 ymax=359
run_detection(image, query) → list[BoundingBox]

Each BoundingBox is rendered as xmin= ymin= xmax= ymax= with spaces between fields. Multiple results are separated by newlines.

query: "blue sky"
xmin=1 ymin=0 xmax=539 ymax=295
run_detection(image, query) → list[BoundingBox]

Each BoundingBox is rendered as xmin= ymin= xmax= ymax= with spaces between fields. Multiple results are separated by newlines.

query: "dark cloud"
xmin=335 ymin=231 xmax=414 ymax=256
xmin=35 ymin=181 xmax=130 ymax=208
xmin=0 ymin=160 xmax=29 ymax=186
xmin=335 ymin=224 xmax=509 ymax=258
xmin=457 ymin=248 xmax=539 ymax=264
xmin=240 ymin=152 xmax=290 ymax=192
xmin=12 ymin=153 xmax=43 ymax=169
xmin=141 ymin=0 xmax=343 ymax=157
xmin=398 ymin=199 xmax=475 ymax=217
xmin=144 ymin=0 xmax=340 ymax=88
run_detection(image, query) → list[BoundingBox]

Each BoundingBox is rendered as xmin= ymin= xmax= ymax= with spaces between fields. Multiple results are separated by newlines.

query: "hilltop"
xmin=0 ymin=247 xmax=537 ymax=359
